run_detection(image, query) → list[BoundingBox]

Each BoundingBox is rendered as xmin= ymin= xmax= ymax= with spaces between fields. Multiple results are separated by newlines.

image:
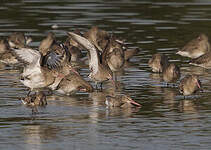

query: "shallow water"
xmin=1 ymin=0 xmax=211 ymax=149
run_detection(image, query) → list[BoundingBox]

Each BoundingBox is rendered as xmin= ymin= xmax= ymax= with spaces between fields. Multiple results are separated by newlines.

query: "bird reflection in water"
xmin=89 ymin=91 xmax=141 ymax=118
xmin=163 ymin=88 xmax=177 ymax=102
xmin=89 ymin=81 xmax=141 ymax=118
xmin=178 ymin=100 xmax=198 ymax=113
xmin=23 ymin=125 xmax=59 ymax=150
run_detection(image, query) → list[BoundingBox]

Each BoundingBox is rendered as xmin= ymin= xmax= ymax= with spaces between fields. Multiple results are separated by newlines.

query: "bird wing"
xmin=11 ymin=47 xmax=41 ymax=67
xmin=43 ymin=51 xmax=62 ymax=69
xmin=190 ymin=52 xmax=211 ymax=65
xmin=68 ymin=32 xmax=99 ymax=74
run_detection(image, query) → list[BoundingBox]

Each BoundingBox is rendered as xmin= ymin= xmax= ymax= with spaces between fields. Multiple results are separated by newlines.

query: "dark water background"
xmin=1 ymin=0 xmax=211 ymax=149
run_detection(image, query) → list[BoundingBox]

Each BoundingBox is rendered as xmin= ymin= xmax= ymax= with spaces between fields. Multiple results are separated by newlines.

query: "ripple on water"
xmin=0 ymin=0 xmax=211 ymax=150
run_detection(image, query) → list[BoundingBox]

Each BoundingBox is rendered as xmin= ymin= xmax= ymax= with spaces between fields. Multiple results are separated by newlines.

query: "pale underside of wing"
xmin=68 ymin=32 xmax=99 ymax=74
xmin=12 ymin=47 xmax=41 ymax=67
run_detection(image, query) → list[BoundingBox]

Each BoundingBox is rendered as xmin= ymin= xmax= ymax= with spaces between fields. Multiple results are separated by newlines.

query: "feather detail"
xmin=68 ymin=32 xmax=99 ymax=75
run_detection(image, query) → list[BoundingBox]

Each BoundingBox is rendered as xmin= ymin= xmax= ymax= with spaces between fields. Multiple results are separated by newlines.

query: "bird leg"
xmin=100 ymin=82 xmax=103 ymax=91
xmin=95 ymin=82 xmax=98 ymax=90
xmin=113 ymin=72 xmax=117 ymax=82
xmin=32 ymin=106 xmax=38 ymax=115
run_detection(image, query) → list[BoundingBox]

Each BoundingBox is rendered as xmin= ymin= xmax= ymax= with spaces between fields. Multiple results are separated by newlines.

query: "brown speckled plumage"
xmin=189 ymin=51 xmax=211 ymax=68
xmin=148 ymin=53 xmax=169 ymax=73
xmin=163 ymin=63 xmax=180 ymax=83
xmin=177 ymin=33 xmax=210 ymax=59
xmin=105 ymin=95 xmax=141 ymax=108
xmin=179 ymin=75 xmax=201 ymax=96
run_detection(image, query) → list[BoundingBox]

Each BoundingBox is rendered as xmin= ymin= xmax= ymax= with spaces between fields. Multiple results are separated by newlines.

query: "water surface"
xmin=1 ymin=0 xmax=211 ymax=150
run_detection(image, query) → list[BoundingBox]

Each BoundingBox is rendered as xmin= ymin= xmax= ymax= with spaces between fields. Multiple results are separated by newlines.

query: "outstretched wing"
xmin=11 ymin=47 xmax=41 ymax=67
xmin=68 ymin=32 xmax=96 ymax=52
xmin=42 ymin=51 xmax=62 ymax=69
xmin=68 ymin=32 xmax=99 ymax=74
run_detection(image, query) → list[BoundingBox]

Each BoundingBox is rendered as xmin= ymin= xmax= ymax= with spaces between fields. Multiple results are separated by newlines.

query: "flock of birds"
xmin=0 ymin=27 xmax=208 ymax=113
xmin=149 ymin=34 xmax=208 ymax=96
xmin=0 ymin=26 xmax=140 ymax=113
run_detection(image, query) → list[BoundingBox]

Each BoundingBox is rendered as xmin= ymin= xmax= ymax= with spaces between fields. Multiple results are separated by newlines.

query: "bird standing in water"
xmin=162 ymin=63 xmax=180 ymax=85
xmin=8 ymin=32 xmax=32 ymax=48
xmin=21 ymin=91 xmax=47 ymax=114
xmin=148 ymin=53 xmax=169 ymax=73
xmin=179 ymin=75 xmax=202 ymax=96
xmin=102 ymin=36 xmax=125 ymax=81
xmin=177 ymin=33 xmax=210 ymax=59
xmin=0 ymin=32 xmax=32 ymax=65
xmin=105 ymin=95 xmax=141 ymax=108
xmin=12 ymin=46 xmax=74 ymax=92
